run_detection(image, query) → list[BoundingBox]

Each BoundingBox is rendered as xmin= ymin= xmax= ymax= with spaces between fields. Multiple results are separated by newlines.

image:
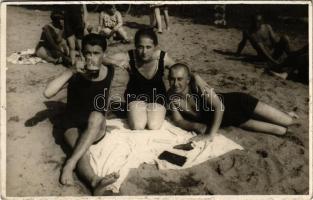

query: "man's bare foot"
xmin=93 ymin=172 xmax=120 ymax=196
xmin=60 ymin=162 xmax=75 ymax=185
xmin=269 ymin=70 xmax=288 ymax=79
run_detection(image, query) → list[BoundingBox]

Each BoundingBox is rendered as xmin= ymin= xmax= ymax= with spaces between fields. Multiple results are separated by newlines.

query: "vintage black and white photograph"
xmin=1 ymin=1 xmax=311 ymax=198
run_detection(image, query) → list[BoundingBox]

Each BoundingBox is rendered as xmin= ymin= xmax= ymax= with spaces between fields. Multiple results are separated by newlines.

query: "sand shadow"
xmin=213 ymin=49 xmax=266 ymax=66
xmin=124 ymin=21 xmax=150 ymax=30
xmin=25 ymin=101 xmax=71 ymax=156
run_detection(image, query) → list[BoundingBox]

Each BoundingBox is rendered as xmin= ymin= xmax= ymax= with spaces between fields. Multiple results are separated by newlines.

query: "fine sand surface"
xmin=6 ymin=6 xmax=309 ymax=196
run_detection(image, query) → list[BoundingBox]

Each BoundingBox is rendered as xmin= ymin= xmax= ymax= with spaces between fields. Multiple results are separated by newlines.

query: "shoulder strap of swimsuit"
xmin=158 ymin=50 xmax=166 ymax=74
xmin=128 ymin=50 xmax=136 ymax=72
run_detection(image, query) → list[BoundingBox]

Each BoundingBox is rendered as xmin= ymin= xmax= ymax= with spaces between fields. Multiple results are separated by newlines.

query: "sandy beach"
xmin=5 ymin=5 xmax=309 ymax=196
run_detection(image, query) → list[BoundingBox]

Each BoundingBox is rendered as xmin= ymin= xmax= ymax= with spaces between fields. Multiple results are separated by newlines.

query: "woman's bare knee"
xmin=129 ymin=120 xmax=146 ymax=130
xmin=147 ymin=120 xmax=163 ymax=130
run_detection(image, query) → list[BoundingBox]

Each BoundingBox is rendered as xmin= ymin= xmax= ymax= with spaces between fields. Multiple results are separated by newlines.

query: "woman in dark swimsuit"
xmin=104 ymin=28 xmax=175 ymax=130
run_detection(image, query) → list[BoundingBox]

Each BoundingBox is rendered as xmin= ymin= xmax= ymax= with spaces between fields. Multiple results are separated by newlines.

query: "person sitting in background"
xmin=35 ymin=10 xmax=71 ymax=66
xmin=268 ymin=45 xmax=308 ymax=84
xmin=236 ymin=14 xmax=292 ymax=65
xmin=167 ymin=63 xmax=299 ymax=143
xmin=214 ymin=5 xmax=227 ymax=26
xmin=236 ymin=14 xmax=308 ymax=83
xmin=98 ymin=5 xmax=130 ymax=43
xmin=44 ymin=33 xmax=117 ymax=193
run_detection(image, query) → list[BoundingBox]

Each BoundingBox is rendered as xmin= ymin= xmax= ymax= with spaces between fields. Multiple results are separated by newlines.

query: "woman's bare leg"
xmin=253 ymin=101 xmax=293 ymax=127
xmin=146 ymin=103 xmax=166 ymax=130
xmin=240 ymin=119 xmax=287 ymax=135
xmin=127 ymin=101 xmax=148 ymax=130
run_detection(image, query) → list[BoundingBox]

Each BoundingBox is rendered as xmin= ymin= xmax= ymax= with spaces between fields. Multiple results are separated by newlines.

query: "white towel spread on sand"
xmin=89 ymin=119 xmax=243 ymax=193
xmin=7 ymin=49 xmax=47 ymax=65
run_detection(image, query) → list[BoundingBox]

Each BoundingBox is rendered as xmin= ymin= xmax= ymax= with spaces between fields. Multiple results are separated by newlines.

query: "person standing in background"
xmin=150 ymin=4 xmax=170 ymax=33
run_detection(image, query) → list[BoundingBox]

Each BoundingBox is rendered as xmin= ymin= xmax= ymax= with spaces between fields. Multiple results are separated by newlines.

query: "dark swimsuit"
xmin=64 ymin=5 xmax=84 ymax=39
xmin=124 ymin=50 xmax=167 ymax=106
xmin=63 ymin=66 xmax=114 ymax=130
xmin=177 ymin=81 xmax=259 ymax=127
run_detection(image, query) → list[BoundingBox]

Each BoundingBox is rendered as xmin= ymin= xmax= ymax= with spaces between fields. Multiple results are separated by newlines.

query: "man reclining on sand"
xmin=44 ymin=33 xmax=119 ymax=194
xmin=167 ymin=63 xmax=299 ymax=143
xmin=35 ymin=10 xmax=71 ymax=66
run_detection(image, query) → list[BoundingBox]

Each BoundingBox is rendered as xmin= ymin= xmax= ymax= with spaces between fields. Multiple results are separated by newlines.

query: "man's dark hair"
xmin=169 ymin=63 xmax=191 ymax=78
xmin=82 ymin=33 xmax=107 ymax=52
xmin=50 ymin=10 xmax=64 ymax=22
xmin=134 ymin=28 xmax=158 ymax=47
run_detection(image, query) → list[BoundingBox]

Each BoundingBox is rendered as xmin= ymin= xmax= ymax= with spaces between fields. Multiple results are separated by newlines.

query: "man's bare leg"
xmin=36 ymin=46 xmax=58 ymax=64
xmin=67 ymin=35 xmax=77 ymax=65
xmin=163 ymin=9 xmax=170 ymax=30
xmin=154 ymin=7 xmax=163 ymax=33
xmin=240 ymin=119 xmax=287 ymax=135
xmin=60 ymin=111 xmax=107 ymax=185
xmin=252 ymin=101 xmax=294 ymax=127
xmin=63 ymin=127 xmax=119 ymax=194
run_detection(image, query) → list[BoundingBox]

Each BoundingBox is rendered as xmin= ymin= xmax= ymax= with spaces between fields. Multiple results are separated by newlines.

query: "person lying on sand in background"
xmin=102 ymin=28 xmax=175 ymax=130
xmin=44 ymin=33 xmax=119 ymax=193
xmin=267 ymin=45 xmax=308 ymax=83
xmin=64 ymin=4 xmax=89 ymax=65
xmin=167 ymin=63 xmax=299 ymax=143
xmin=98 ymin=5 xmax=131 ymax=43
xmin=236 ymin=14 xmax=297 ymax=65
xmin=35 ymin=10 xmax=71 ymax=66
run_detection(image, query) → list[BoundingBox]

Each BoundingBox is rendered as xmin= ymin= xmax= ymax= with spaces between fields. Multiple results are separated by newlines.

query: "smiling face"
xmin=83 ymin=44 xmax=104 ymax=70
xmin=135 ymin=36 xmax=157 ymax=62
xmin=169 ymin=67 xmax=190 ymax=94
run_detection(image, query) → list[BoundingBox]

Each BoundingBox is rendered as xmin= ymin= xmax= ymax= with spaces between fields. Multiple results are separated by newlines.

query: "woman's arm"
xmin=44 ymin=69 xmax=75 ymax=98
xmin=102 ymin=52 xmax=130 ymax=71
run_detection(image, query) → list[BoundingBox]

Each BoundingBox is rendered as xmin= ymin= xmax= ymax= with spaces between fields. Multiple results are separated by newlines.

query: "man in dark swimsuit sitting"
xmin=44 ymin=33 xmax=118 ymax=195
xmin=167 ymin=63 xmax=298 ymax=143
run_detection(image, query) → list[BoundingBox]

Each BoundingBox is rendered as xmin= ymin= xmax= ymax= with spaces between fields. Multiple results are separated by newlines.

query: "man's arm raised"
xmin=43 ymin=69 xmax=75 ymax=98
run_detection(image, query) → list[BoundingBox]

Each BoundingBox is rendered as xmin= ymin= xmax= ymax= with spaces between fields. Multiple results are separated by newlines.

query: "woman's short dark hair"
xmin=82 ymin=33 xmax=107 ymax=52
xmin=134 ymin=28 xmax=158 ymax=47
